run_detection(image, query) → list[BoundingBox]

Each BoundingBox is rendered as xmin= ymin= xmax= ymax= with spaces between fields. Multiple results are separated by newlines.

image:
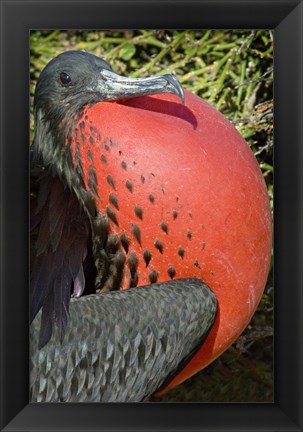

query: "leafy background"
xmin=30 ymin=30 xmax=273 ymax=402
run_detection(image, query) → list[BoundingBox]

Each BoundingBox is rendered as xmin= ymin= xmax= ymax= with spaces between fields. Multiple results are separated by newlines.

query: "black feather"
xmin=30 ymin=167 xmax=94 ymax=347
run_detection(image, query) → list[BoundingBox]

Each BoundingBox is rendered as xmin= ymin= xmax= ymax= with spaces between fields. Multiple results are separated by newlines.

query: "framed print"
xmin=0 ymin=0 xmax=302 ymax=431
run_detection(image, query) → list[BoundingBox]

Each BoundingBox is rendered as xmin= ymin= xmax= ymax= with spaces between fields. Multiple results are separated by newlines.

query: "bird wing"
xmin=30 ymin=278 xmax=217 ymax=402
xmin=30 ymin=168 xmax=91 ymax=348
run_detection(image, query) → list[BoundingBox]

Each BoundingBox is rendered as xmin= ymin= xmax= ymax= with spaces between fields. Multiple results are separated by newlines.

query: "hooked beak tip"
xmin=180 ymin=90 xmax=185 ymax=105
xmin=162 ymin=74 xmax=184 ymax=105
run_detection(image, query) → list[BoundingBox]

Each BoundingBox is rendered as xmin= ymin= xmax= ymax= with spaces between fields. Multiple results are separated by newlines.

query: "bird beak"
xmin=96 ymin=69 xmax=184 ymax=104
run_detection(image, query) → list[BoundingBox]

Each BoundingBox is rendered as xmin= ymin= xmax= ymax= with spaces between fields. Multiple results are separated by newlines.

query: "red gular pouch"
xmin=69 ymin=89 xmax=272 ymax=391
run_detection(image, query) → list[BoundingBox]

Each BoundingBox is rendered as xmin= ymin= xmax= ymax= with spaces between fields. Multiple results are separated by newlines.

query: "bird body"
xmin=30 ymin=51 xmax=272 ymax=400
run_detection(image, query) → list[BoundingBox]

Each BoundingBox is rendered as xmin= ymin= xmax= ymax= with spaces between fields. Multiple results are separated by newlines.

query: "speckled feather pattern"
xmin=30 ymin=278 xmax=217 ymax=402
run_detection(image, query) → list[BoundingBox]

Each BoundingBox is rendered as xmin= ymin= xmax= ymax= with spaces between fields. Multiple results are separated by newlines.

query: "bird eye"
xmin=60 ymin=71 xmax=72 ymax=86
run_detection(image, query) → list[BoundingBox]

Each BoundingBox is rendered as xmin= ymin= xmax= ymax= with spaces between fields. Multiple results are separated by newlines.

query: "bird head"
xmin=34 ymin=50 xmax=183 ymax=109
xmin=32 ymin=50 xmax=184 ymax=186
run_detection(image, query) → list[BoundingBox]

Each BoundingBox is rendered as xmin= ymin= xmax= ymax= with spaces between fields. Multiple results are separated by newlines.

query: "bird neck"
xmin=31 ymin=104 xmax=129 ymax=295
xmin=32 ymin=106 xmax=86 ymax=197
xmin=31 ymin=105 xmax=119 ymax=292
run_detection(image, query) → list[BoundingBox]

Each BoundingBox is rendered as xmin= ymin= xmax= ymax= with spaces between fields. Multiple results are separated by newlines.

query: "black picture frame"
xmin=0 ymin=0 xmax=302 ymax=431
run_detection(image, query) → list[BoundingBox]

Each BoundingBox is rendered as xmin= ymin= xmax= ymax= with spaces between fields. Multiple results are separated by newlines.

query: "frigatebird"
xmin=30 ymin=51 xmax=272 ymax=402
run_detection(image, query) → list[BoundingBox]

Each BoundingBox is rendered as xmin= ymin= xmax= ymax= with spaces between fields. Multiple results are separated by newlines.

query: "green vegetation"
xmin=30 ymin=30 xmax=273 ymax=402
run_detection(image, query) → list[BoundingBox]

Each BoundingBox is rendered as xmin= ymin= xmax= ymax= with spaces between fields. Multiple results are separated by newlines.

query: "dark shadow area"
xmin=122 ymin=95 xmax=198 ymax=129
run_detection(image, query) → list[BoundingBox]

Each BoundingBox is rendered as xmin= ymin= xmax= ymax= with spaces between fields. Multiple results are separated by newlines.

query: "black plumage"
xmin=30 ymin=163 xmax=94 ymax=348
xmin=30 ymin=278 xmax=217 ymax=402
